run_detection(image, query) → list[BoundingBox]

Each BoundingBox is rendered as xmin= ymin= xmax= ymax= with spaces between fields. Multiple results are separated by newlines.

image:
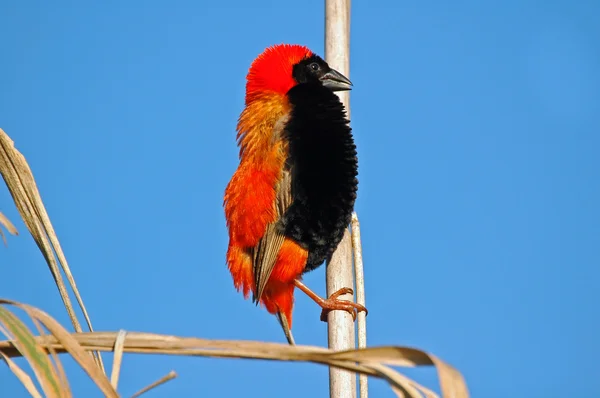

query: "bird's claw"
xmin=319 ymin=287 xmax=368 ymax=322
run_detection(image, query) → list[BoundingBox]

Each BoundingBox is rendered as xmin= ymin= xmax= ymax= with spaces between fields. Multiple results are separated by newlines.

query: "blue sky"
xmin=1 ymin=1 xmax=599 ymax=397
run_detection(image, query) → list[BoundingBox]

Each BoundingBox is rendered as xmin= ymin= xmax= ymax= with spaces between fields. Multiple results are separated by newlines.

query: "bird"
xmin=223 ymin=44 xmax=367 ymax=344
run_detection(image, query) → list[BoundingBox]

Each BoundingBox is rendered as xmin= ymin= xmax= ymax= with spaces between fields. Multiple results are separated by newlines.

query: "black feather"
xmin=281 ymin=81 xmax=358 ymax=273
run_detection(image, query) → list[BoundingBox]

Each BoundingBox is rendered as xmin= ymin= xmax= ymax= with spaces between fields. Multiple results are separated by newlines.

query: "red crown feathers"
xmin=245 ymin=44 xmax=313 ymax=103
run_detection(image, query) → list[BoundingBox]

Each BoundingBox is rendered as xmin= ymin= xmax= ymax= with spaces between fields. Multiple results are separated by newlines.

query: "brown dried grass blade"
xmin=0 ymin=307 xmax=63 ymax=397
xmin=368 ymin=362 xmax=437 ymax=398
xmin=0 ymin=299 xmax=118 ymax=397
xmin=28 ymin=313 xmax=71 ymax=397
xmin=110 ymin=330 xmax=128 ymax=389
xmin=0 ymin=327 xmax=469 ymax=397
xmin=0 ymin=211 xmax=18 ymax=245
xmin=328 ymin=347 xmax=469 ymax=397
xmin=0 ymin=351 xmax=43 ymax=398
xmin=0 ymin=128 xmax=103 ymax=371
xmin=130 ymin=370 xmax=177 ymax=398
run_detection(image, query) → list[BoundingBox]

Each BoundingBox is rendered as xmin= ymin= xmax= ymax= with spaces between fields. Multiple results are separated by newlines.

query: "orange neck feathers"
xmin=235 ymin=93 xmax=290 ymax=159
xmin=244 ymin=44 xmax=312 ymax=104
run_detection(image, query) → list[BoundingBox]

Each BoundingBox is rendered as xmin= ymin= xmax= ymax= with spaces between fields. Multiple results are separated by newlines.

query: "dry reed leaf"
xmin=111 ymin=330 xmax=128 ymax=390
xmin=329 ymin=346 xmax=469 ymax=397
xmin=0 ymin=128 xmax=103 ymax=371
xmin=1 ymin=301 xmax=180 ymax=397
xmin=369 ymin=362 xmax=441 ymax=398
xmin=367 ymin=363 xmax=425 ymax=398
xmin=0 ymin=351 xmax=43 ymax=398
xmin=0 ymin=300 xmax=118 ymax=397
xmin=0 ymin=307 xmax=62 ymax=397
xmin=0 ymin=211 xmax=18 ymax=245
xmin=0 ymin=299 xmax=469 ymax=398
xmin=28 ymin=314 xmax=72 ymax=397
xmin=130 ymin=370 xmax=178 ymax=398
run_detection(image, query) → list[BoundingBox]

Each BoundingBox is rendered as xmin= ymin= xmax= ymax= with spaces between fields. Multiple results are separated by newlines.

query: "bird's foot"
xmin=292 ymin=280 xmax=368 ymax=323
xmin=317 ymin=287 xmax=368 ymax=322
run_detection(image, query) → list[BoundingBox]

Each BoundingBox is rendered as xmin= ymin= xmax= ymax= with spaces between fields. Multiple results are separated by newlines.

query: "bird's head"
xmin=245 ymin=44 xmax=352 ymax=103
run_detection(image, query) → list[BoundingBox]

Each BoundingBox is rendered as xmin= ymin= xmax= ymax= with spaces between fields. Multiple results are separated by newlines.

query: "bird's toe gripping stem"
xmin=293 ymin=280 xmax=368 ymax=323
xmin=318 ymin=287 xmax=368 ymax=322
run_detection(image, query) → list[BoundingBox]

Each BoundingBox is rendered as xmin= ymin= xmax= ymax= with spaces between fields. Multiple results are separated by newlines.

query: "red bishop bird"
xmin=224 ymin=44 xmax=367 ymax=344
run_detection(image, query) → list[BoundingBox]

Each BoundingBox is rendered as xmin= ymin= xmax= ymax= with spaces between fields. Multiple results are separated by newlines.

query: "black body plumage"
xmin=280 ymin=78 xmax=358 ymax=273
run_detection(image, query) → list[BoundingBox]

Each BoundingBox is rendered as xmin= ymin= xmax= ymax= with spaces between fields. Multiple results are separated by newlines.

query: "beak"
xmin=320 ymin=68 xmax=353 ymax=91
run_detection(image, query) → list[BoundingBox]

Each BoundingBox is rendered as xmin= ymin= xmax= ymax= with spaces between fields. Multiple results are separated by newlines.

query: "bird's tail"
xmin=276 ymin=310 xmax=295 ymax=345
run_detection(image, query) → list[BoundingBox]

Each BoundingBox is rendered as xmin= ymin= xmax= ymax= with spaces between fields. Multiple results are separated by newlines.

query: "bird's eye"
xmin=309 ymin=62 xmax=320 ymax=71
